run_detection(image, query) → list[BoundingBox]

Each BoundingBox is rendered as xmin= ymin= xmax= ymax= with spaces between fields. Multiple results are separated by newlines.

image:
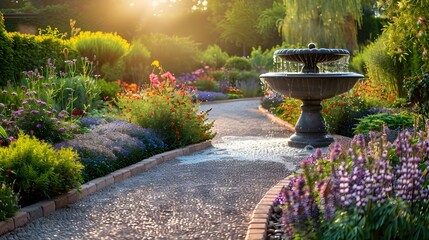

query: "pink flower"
xmin=161 ymin=72 xmax=176 ymax=84
xmin=150 ymin=73 xmax=160 ymax=87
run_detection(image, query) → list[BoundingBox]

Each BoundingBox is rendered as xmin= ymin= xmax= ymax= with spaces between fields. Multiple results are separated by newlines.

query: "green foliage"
xmin=322 ymin=200 xmax=429 ymax=240
xmin=6 ymin=32 xmax=78 ymax=84
xmin=281 ymin=0 xmax=362 ymax=51
xmin=100 ymin=59 xmax=125 ymax=81
xmin=404 ymin=72 xmax=429 ymax=121
xmin=275 ymin=97 xmax=302 ymax=126
xmin=382 ymin=0 xmax=429 ymax=73
xmin=96 ymin=78 xmax=121 ymax=102
xmin=236 ymin=78 xmax=262 ymax=97
xmin=72 ymin=31 xmax=130 ymax=73
xmin=0 ymin=180 xmax=19 ymax=221
xmin=0 ymin=133 xmax=83 ymax=206
xmin=224 ymin=56 xmax=252 ymax=71
xmin=356 ymin=36 xmax=406 ymax=97
xmin=194 ymin=77 xmax=220 ymax=92
xmin=0 ymin=13 xmax=14 ymax=85
xmin=122 ymin=40 xmax=151 ymax=84
xmin=0 ymin=86 xmax=71 ymax=143
xmin=353 ymin=112 xmax=414 ymax=134
xmin=249 ymin=46 xmax=275 ymax=72
xmin=142 ymin=33 xmax=201 ymax=75
xmin=116 ymin=68 xmax=215 ymax=148
xmin=200 ymin=44 xmax=229 ymax=68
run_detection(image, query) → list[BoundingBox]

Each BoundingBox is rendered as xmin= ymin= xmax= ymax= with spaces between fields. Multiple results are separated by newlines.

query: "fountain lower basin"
xmin=260 ymin=72 xmax=363 ymax=148
xmin=260 ymin=72 xmax=363 ymax=99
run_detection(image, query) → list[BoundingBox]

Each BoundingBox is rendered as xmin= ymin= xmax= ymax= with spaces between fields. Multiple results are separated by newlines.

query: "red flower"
xmin=72 ymin=109 xmax=84 ymax=116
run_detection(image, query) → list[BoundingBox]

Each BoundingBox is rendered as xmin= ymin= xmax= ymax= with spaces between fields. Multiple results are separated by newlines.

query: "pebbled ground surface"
xmin=0 ymin=98 xmax=307 ymax=240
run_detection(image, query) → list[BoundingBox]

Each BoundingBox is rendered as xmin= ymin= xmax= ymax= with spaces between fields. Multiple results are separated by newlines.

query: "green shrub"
xmin=72 ymin=31 xmax=130 ymax=73
xmin=122 ymin=41 xmax=151 ymax=84
xmin=0 ymin=87 xmax=72 ymax=143
xmin=142 ymin=33 xmax=201 ymax=75
xmin=249 ymin=46 xmax=275 ymax=72
xmin=0 ymin=181 xmax=19 ymax=221
xmin=0 ymin=13 xmax=15 ymax=85
xmin=405 ymin=72 xmax=429 ymax=121
xmin=194 ymin=76 xmax=219 ymax=91
xmin=201 ymin=44 xmax=229 ymax=68
xmin=224 ymin=56 xmax=252 ymax=71
xmin=236 ymin=78 xmax=262 ymax=97
xmin=0 ymin=133 xmax=83 ymax=206
xmin=359 ymin=35 xmax=406 ymax=97
xmin=116 ymin=68 xmax=215 ymax=147
xmin=96 ymin=78 xmax=121 ymax=102
xmin=8 ymin=32 xmax=75 ymax=83
xmin=353 ymin=112 xmax=414 ymax=135
xmin=100 ymin=58 xmax=125 ymax=81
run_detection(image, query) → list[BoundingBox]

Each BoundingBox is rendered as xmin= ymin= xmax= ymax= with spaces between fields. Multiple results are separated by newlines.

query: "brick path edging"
xmin=0 ymin=141 xmax=212 ymax=236
xmin=244 ymin=174 xmax=294 ymax=240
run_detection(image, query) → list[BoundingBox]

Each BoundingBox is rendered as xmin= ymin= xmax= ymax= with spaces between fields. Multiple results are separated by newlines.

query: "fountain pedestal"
xmin=288 ymin=100 xmax=333 ymax=148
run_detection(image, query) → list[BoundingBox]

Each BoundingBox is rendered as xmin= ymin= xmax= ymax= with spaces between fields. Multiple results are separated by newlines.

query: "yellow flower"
xmin=151 ymin=60 xmax=160 ymax=68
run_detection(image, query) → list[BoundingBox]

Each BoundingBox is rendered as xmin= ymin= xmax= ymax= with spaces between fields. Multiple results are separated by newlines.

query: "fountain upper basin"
xmin=260 ymin=72 xmax=364 ymax=100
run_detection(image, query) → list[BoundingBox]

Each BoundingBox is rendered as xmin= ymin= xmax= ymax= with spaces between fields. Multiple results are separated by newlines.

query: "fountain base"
xmin=288 ymin=100 xmax=333 ymax=148
xmin=288 ymin=133 xmax=334 ymax=148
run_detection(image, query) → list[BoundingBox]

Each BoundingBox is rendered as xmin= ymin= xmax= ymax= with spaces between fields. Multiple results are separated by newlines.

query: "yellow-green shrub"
xmin=0 ymin=133 xmax=83 ymax=206
xmin=71 ymin=31 xmax=130 ymax=68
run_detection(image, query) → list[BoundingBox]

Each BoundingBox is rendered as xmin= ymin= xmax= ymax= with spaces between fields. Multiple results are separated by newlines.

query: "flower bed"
xmin=270 ymin=125 xmax=429 ymax=239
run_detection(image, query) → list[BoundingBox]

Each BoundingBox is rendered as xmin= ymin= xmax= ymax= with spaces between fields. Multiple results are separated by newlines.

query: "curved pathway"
xmin=0 ymin=98 xmax=307 ymax=240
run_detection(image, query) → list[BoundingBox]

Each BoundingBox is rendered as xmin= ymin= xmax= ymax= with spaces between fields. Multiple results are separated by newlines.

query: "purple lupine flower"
xmin=36 ymin=123 xmax=42 ymax=128
xmin=31 ymin=110 xmax=40 ymax=114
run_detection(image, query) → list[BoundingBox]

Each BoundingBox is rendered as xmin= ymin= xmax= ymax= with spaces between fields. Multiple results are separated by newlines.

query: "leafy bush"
xmin=353 ymin=112 xmax=414 ymax=135
xmin=236 ymin=78 xmax=262 ymax=97
xmin=200 ymin=44 xmax=229 ymax=68
xmin=7 ymin=32 xmax=76 ymax=83
xmin=0 ymin=182 xmax=19 ymax=221
xmin=0 ymin=14 xmax=15 ymax=85
xmin=116 ymin=64 xmax=215 ymax=147
xmin=142 ymin=33 xmax=201 ymax=75
xmin=224 ymin=56 xmax=252 ymax=71
xmin=249 ymin=46 xmax=275 ymax=72
xmin=55 ymin=120 xmax=166 ymax=182
xmin=0 ymin=133 xmax=82 ymax=206
xmin=71 ymin=31 xmax=130 ymax=72
xmin=405 ymin=72 xmax=429 ymax=121
xmin=194 ymin=76 xmax=219 ymax=91
xmin=0 ymin=88 xmax=71 ymax=143
xmin=357 ymin=36 xmax=406 ymax=97
xmin=122 ymin=40 xmax=151 ymax=84
xmin=0 ymin=162 xmax=19 ymax=221
xmin=96 ymin=78 xmax=121 ymax=102
xmin=275 ymin=126 xmax=429 ymax=239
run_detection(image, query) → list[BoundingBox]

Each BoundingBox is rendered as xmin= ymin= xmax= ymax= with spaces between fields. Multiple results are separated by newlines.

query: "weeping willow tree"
xmin=281 ymin=0 xmax=362 ymax=51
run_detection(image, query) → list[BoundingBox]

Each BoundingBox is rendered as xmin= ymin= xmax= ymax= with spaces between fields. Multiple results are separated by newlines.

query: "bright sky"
xmin=129 ymin=0 xmax=208 ymax=14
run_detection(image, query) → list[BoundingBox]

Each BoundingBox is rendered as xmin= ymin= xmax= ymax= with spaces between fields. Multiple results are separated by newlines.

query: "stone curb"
xmin=258 ymin=105 xmax=295 ymax=132
xmin=0 ymin=140 xmax=212 ymax=236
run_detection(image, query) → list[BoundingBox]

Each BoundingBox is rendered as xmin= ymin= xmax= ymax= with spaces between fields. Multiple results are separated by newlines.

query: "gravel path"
xmin=1 ymin=98 xmax=305 ymax=240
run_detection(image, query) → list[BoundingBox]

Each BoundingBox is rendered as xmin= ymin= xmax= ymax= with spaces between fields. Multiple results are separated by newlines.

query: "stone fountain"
xmin=260 ymin=43 xmax=364 ymax=148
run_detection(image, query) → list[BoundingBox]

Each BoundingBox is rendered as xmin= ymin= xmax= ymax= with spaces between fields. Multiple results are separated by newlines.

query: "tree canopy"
xmin=280 ymin=0 xmax=362 ymax=51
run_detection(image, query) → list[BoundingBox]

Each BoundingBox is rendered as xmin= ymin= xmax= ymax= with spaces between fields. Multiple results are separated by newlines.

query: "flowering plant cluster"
xmin=116 ymin=61 xmax=215 ymax=148
xmin=275 ymin=124 xmax=429 ymax=239
xmin=0 ymin=87 xmax=71 ymax=143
